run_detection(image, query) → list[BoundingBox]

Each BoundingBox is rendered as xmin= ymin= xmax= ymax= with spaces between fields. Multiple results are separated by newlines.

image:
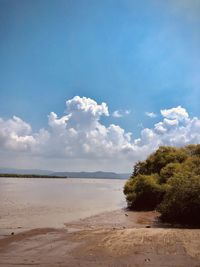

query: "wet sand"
xmin=0 ymin=209 xmax=200 ymax=267
xmin=0 ymin=178 xmax=200 ymax=266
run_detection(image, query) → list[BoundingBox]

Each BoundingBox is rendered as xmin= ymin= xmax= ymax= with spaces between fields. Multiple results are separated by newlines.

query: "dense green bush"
xmin=158 ymin=174 xmax=200 ymax=225
xmin=132 ymin=146 xmax=187 ymax=177
xmin=124 ymin=145 xmax=200 ymax=225
xmin=159 ymin=162 xmax=181 ymax=183
xmin=124 ymin=174 xmax=166 ymax=210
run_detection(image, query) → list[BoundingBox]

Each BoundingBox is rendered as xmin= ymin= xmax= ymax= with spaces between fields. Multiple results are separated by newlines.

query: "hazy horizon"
xmin=0 ymin=167 xmax=131 ymax=175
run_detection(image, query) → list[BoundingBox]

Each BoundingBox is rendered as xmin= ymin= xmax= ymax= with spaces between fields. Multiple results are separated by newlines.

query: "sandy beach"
xmin=0 ymin=178 xmax=200 ymax=267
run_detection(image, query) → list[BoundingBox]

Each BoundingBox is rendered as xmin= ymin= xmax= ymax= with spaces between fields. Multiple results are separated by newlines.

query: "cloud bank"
xmin=0 ymin=96 xmax=200 ymax=172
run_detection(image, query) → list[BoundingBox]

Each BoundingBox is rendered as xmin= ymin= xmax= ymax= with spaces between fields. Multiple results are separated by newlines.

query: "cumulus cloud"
xmin=0 ymin=97 xmax=200 ymax=172
xmin=140 ymin=106 xmax=200 ymax=148
xmin=0 ymin=116 xmax=36 ymax=151
xmin=160 ymin=106 xmax=188 ymax=121
xmin=145 ymin=112 xmax=157 ymax=118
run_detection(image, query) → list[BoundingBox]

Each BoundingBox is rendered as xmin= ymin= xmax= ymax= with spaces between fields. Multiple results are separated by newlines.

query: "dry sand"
xmin=0 ymin=209 xmax=200 ymax=267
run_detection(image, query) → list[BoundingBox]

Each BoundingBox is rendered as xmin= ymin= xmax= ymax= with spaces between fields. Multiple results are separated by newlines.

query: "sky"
xmin=0 ymin=0 xmax=200 ymax=172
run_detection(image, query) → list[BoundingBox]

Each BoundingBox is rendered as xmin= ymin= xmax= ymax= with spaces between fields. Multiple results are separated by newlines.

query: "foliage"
xmin=159 ymin=162 xmax=181 ymax=183
xmin=158 ymin=174 xmax=200 ymax=225
xmin=132 ymin=146 xmax=187 ymax=177
xmin=124 ymin=144 xmax=200 ymax=225
xmin=124 ymin=174 xmax=166 ymax=210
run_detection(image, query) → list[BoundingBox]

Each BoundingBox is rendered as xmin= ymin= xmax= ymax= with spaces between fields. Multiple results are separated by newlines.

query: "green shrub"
xmin=124 ymin=174 xmax=166 ymax=210
xmin=158 ymin=174 xmax=200 ymax=225
xmin=124 ymin=144 xmax=200 ymax=225
xmin=132 ymin=146 xmax=187 ymax=176
xmin=160 ymin=162 xmax=181 ymax=183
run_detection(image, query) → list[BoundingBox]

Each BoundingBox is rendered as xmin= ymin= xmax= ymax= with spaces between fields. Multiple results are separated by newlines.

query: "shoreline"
xmin=0 ymin=209 xmax=200 ymax=267
xmin=0 ymin=175 xmax=67 ymax=179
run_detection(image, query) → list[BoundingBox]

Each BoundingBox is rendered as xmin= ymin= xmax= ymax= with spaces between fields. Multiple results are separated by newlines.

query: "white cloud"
xmin=160 ymin=105 xmax=188 ymax=120
xmin=0 ymin=97 xmax=200 ymax=172
xmin=0 ymin=116 xmax=36 ymax=151
xmin=112 ymin=110 xmax=123 ymax=118
xmin=145 ymin=112 xmax=157 ymax=118
xmin=112 ymin=109 xmax=131 ymax=118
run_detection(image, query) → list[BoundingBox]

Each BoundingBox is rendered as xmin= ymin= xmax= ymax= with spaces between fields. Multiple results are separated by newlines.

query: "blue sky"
xmin=0 ymin=0 xmax=200 ymax=171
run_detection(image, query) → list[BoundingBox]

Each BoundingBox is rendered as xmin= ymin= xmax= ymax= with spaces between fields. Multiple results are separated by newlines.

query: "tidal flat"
xmin=0 ymin=178 xmax=200 ymax=267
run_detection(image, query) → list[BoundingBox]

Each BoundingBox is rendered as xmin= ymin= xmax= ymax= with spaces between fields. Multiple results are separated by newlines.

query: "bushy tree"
xmin=160 ymin=162 xmax=181 ymax=183
xmin=158 ymin=174 xmax=200 ymax=225
xmin=132 ymin=146 xmax=187 ymax=176
xmin=124 ymin=174 xmax=166 ymax=210
xmin=124 ymin=145 xmax=200 ymax=225
xmin=185 ymin=144 xmax=200 ymax=156
xmin=182 ymin=156 xmax=200 ymax=176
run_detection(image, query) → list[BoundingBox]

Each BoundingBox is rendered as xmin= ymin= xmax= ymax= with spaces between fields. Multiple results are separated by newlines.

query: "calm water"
xmin=0 ymin=178 xmax=126 ymax=230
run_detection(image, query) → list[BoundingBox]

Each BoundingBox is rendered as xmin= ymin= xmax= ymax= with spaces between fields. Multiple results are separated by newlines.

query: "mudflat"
xmin=0 ymin=178 xmax=200 ymax=267
xmin=0 ymin=209 xmax=200 ymax=267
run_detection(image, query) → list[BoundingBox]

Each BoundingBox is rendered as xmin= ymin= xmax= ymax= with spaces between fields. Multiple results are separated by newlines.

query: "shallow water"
xmin=0 ymin=178 xmax=126 ymax=230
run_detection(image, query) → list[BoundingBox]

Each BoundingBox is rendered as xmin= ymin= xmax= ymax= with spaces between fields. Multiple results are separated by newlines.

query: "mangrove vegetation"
xmin=124 ymin=145 xmax=200 ymax=225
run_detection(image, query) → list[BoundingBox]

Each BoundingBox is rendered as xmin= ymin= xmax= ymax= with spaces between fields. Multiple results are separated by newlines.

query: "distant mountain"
xmin=0 ymin=168 xmax=130 ymax=179
xmin=53 ymin=171 xmax=130 ymax=179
